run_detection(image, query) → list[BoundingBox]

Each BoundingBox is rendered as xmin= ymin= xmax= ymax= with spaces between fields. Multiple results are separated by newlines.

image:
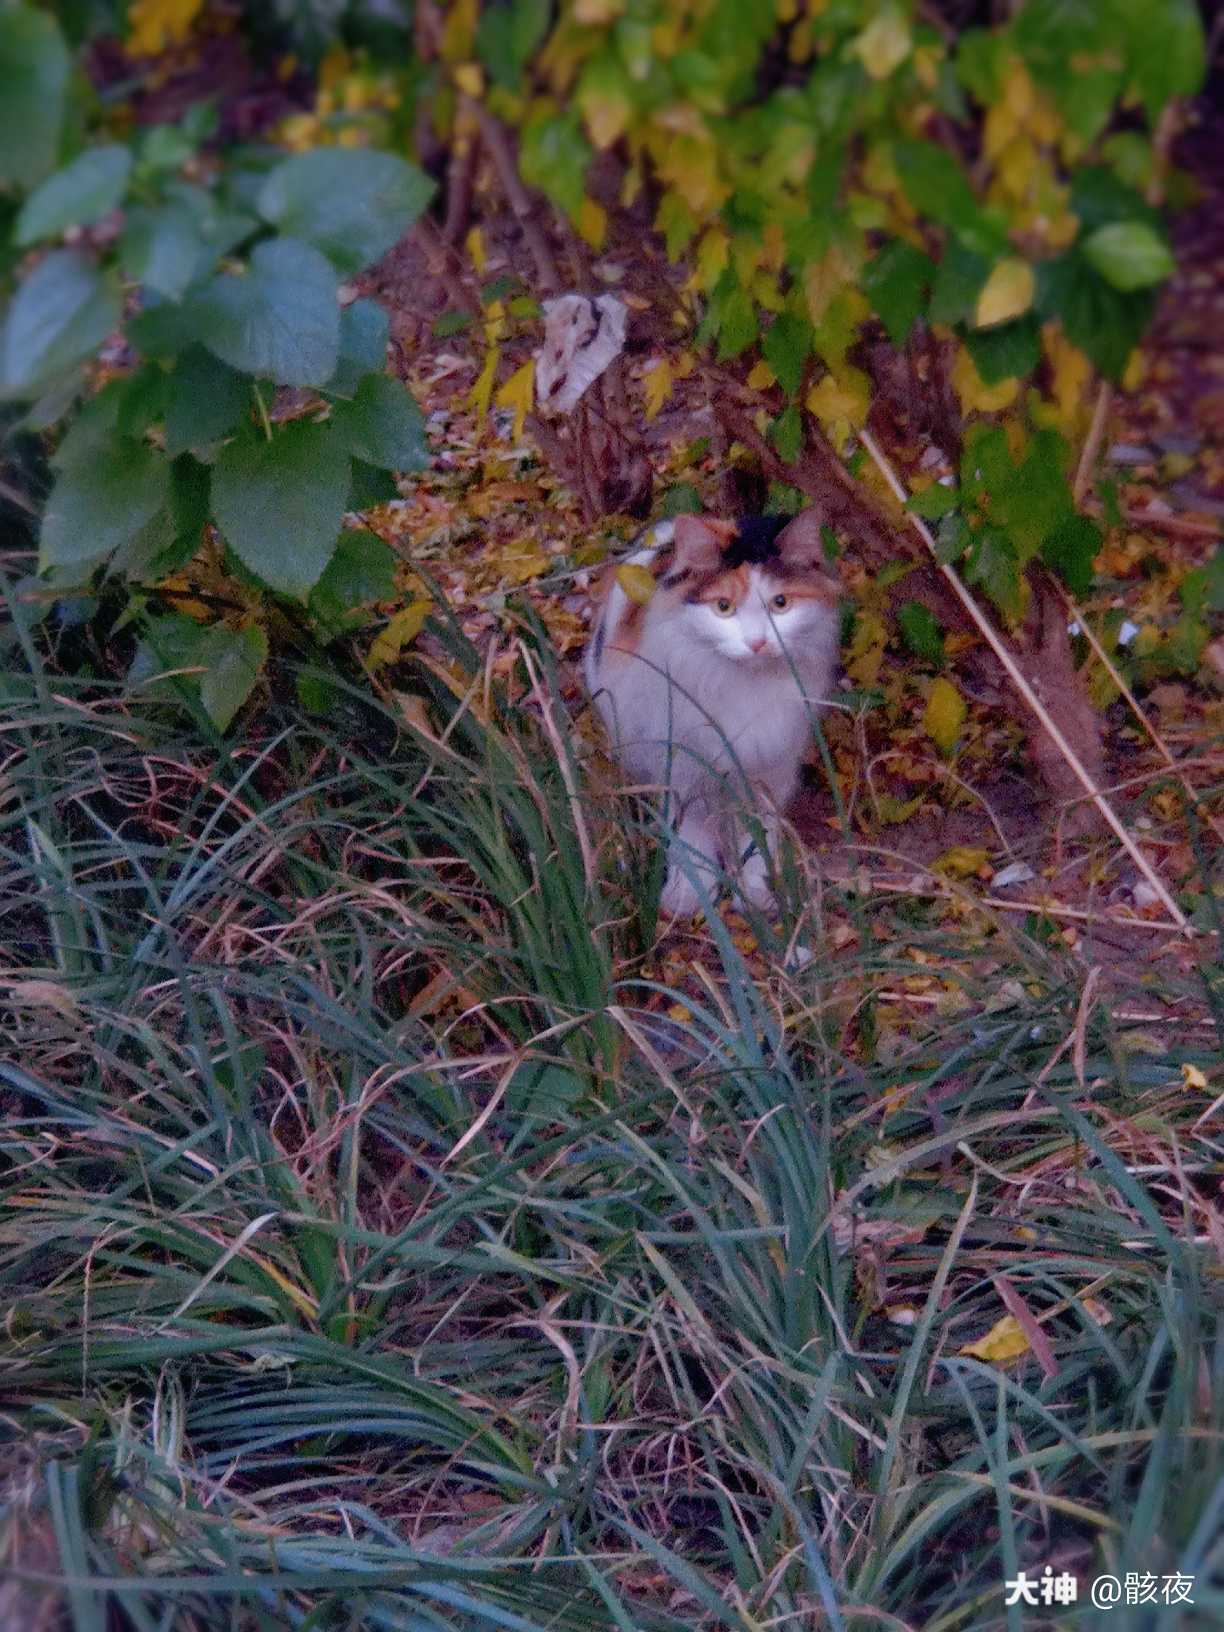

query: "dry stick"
xmin=1073 ymin=382 xmax=1112 ymax=506
xmin=1052 ymin=578 xmax=1224 ymax=847
xmin=858 ymin=427 xmax=1194 ymax=936
xmin=473 ymin=105 xmax=561 ymax=293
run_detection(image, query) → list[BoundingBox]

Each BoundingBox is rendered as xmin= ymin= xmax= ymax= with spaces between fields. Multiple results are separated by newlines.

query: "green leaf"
xmin=907 ymin=483 xmax=958 ymax=520
xmin=863 ymin=240 xmax=935 ymax=348
xmin=348 ymin=460 xmax=398 ymax=509
xmin=200 ymin=624 xmax=267 ymax=731
xmin=0 ymin=251 xmax=122 ymax=402
xmin=964 ymin=528 xmax=1021 ymax=617
xmin=329 ymin=374 xmax=427 ymax=472
xmin=211 ymin=423 xmax=351 ymax=600
xmin=477 ymin=0 xmax=551 ymax=90
xmin=520 ymin=109 xmax=591 ymax=221
xmin=41 ymin=434 xmax=171 ymax=571
xmin=1042 ymin=513 xmax=1101 ymax=595
xmin=196 ymin=238 xmax=340 ymax=387
xmin=659 ymin=483 xmax=702 ymax=517
xmin=327 ymin=299 xmax=390 ymax=397
xmin=964 ymin=314 xmax=1041 ymax=385
xmin=120 ymin=203 xmax=207 ymax=300
xmin=714 ymin=281 xmax=757 ymax=362
xmin=16 ymin=146 xmax=132 ymax=245
xmin=1070 ymin=166 xmax=1159 ymax=234
xmin=762 ymin=312 xmax=813 ymax=397
xmin=309 ymin=528 xmax=397 ymax=636
xmin=1081 ymin=221 xmax=1174 ymax=292
xmin=258 ymin=149 xmax=434 ymax=276
xmin=1035 ymin=253 xmax=1155 ymax=381
xmin=0 ymin=5 xmax=71 ymax=189
xmin=769 ymin=404 xmax=803 ymax=463
xmin=1118 ymin=0 xmax=1205 ymax=123
xmin=164 ymin=346 xmax=251 ymax=457
xmin=898 ymin=601 xmax=945 ymax=665
xmin=929 ymin=239 xmax=989 ymax=326
xmin=894 ymin=139 xmax=1004 ymax=257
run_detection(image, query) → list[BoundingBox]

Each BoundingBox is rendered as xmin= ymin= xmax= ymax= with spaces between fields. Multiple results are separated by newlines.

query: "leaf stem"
xmin=252 ymin=384 xmax=273 ymax=442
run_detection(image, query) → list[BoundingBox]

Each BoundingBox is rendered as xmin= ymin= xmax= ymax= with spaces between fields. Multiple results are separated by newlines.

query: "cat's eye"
xmin=772 ymin=594 xmax=789 ymax=610
xmin=714 ymin=597 xmax=733 ymax=615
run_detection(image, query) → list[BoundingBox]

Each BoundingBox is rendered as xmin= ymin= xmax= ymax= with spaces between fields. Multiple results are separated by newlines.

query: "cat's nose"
xmin=748 ymin=636 xmax=768 ymax=653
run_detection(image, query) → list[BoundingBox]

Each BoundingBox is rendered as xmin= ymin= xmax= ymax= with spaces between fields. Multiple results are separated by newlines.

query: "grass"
xmin=2 ymin=571 xmax=1223 ymax=1631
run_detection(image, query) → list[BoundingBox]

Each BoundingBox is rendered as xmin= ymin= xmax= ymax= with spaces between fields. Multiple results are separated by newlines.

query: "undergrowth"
xmin=1 ymin=572 xmax=1222 ymax=1631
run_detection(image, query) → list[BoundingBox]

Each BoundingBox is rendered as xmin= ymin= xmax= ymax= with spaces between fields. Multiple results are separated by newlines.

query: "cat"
xmin=585 ymin=508 xmax=841 ymax=917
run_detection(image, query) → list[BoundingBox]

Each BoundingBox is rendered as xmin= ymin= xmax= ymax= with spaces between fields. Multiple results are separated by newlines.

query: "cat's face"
xmin=680 ymin=565 xmax=833 ymax=664
xmin=666 ymin=511 xmax=840 ymax=665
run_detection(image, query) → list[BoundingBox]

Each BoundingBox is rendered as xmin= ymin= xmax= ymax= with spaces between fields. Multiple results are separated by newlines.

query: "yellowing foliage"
xmin=923 ymin=677 xmax=967 ymax=756
xmin=369 ymin=600 xmax=432 ymax=669
xmin=495 ymin=360 xmax=535 ymax=441
xmin=616 ymin=563 xmax=657 ymax=604
xmin=127 ymin=0 xmax=205 ymax=55
xmin=960 ymin=1315 xmax=1032 ymax=1365
xmin=951 ymin=345 xmax=1020 ymax=414
xmin=852 ymin=7 xmax=912 ymax=80
xmin=974 ymin=259 xmax=1035 ymax=329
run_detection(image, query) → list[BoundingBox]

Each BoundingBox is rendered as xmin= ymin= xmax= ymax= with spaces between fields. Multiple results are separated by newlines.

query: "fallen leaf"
xmin=369 ymin=599 xmax=432 ymax=669
xmin=468 ymin=347 xmax=499 ymax=421
xmin=960 ymin=1314 xmax=1030 ymax=1364
xmin=923 ymin=676 xmax=967 ymax=756
xmin=494 ymin=360 xmax=535 ymax=441
xmin=643 ymin=357 xmax=673 ymax=420
xmin=933 ymin=845 xmax=991 ymax=879
xmin=1182 ymin=1063 xmax=1209 ymax=1091
xmin=616 ymin=562 xmax=656 ymax=605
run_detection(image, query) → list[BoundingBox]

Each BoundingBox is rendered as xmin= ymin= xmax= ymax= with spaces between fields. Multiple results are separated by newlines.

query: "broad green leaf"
xmin=258 ymin=149 xmax=434 ymax=276
xmin=200 ymin=624 xmax=268 ymax=731
xmin=1036 ymin=253 xmax=1155 ymax=381
xmin=196 ymin=238 xmax=340 ymax=387
xmin=164 ymin=346 xmax=251 ymax=457
xmin=348 ymin=460 xmax=398 ymax=509
xmin=1070 ymin=166 xmax=1159 ymax=234
xmin=964 ymin=528 xmax=1021 ymax=617
xmin=576 ymin=51 xmax=635 ymax=149
xmin=769 ymin=404 xmax=803 ymax=463
xmin=929 ymin=239 xmax=989 ymax=326
xmin=520 ymin=108 xmax=591 ymax=221
xmin=16 ymin=146 xmax=132 ymax=245
xmin=714 ymin=282 xmax=757 ymax=361
xmin=762 ymin=313 xmax=814 ymax=397
xmin=0 ymin=252 xmax=122 ymax=402
xmin=1081 ymin=221 xmax=1174 ymax=292
xmin=478 ymin=0 xmax=552 ymax=91
xmin=898 ymin=602 xmax=945 ymax=665
xmin=907 ymin=483 xmax=958 ymax=521
xmin=1042 ymin=513 xmax=1101 ymax=595
xmin=330 ymin=374 xmax=427 ymax=472
xmin=41 ymin=435 xmax=171 ymax=570
xmin=894 ymin=139 xmax=1004 ymax=257
xmin=1118 ymin=0 xmax=1205 ymax=123
xmin=211 ymin=423 xmax=351 ymax=600
xmin=121 ymin=202 xmax=208 ymax=300
xmin=0 ymin=6 xmax=70 ymax=189
xmin=964 ymin=315 xmax=1040 ymax=385
xmin=327 ymin=299 xmax=390 ymax=398
xmin=309 ymin=528 xmax=397 ymax=636
xmin=863 ymin=240 xmax=935 ymax=348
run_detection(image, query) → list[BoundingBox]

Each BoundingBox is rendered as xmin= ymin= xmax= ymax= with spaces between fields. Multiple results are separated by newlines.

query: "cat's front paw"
xmin=736 ymin=850 xmax=776 ymax=913
xmin=660 ymin=870 xmax=705 ymax=918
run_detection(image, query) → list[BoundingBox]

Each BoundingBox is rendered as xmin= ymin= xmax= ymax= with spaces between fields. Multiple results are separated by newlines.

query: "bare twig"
xmin=860 ymin=427 xmax=1194 ymax=936
xmin=1073 ymin=383 xmax=1112 ymax=507
xmin=472 ymin=105 xmax=561 ymax=292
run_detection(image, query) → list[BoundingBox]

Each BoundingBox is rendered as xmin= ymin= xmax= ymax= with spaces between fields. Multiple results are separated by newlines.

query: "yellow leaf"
xmin=501 ymin=538 xmax=552 ymax=583
xmin=951 ymin=344 xmax=1019 ymax=413
xmin=465 ymin=225 xmax=487 ymax=275
xmin=975 ymin=259 xmax=1035 ymax=328
xmin=853 ymin=6 xmax=912 ymax=80
xmin=577 ymin=196 xmax=607 ymax=249
xmin=844 ymin=606 xmax=888 ymax=688
xmin=960 ymin=1314 xmax=1031 ymax=1364
xmin=580 ymin=82 xmax=631 ymax=150
xmin=369 ymin=599 xmax=432 ymax=669
xmin=439 ymin=0 xmax=478 ymax=60
xmin=695 ymin=228 xmax=730 ymax=292
xmin=156 ymin=574 xmax=212 ymax=623
xmin=643 ymin=358 xmax=673 ymax=420
xmin=1122 ymin=349 xmax=1146 ymax=391
xmin=805 ymin=368 xmax=869 ymax=447
xmin=616 ymin=562 xmax=657 ymax=605
xmin=495 ymin=360 xmax=535 ymax=441
xmin=128 ymin=0 xmax=205 ymax=55
xmin=453 ymin=61 xmax=483 ymax=97
xmin=924 ymin=677 xmax=967 ymax=756
xmin=1182 ymin=1063 xmax=1209 ymax=1091
xmin=803 ymin=245 xmax=852 ymax=324
xmin=1040 ymin=322 xmax=1092 ymax=433
xmin=933 ymin=845 xmax=990 ymax=879
xmin=746 ymin=359 xmax=776 ymax=390
xmin=468 ymin=346 xmax=499 ymax=421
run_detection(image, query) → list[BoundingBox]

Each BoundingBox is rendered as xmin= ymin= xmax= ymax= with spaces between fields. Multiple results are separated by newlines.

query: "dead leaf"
xmin=923 ymin=677 xmax=967 ymax=756
xmin=960 ymin=1314 xmax=1031 ymax=1364
xmin=495 ymin=360 xmax=534 ymax=441
xmin=616 ymin=562 xmax=656 ymax=605
xmin=369 ymin=599 xmax=432 ymax=669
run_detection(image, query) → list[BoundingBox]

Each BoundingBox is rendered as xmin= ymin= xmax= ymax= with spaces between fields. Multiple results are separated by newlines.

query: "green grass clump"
xmin=1 ymin=579 xmax=1222 ymax=1631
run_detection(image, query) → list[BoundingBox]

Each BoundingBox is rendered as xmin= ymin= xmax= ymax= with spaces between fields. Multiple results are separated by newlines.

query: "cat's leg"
xmin=660 ymin=802 xmax=723 ymax=917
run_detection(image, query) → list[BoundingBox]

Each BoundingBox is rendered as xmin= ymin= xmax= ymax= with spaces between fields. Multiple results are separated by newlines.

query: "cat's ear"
xmin=672 ymin=514 xmax=735 ymax=572
xmin=775 ymin=508 xmax=833 ymax=573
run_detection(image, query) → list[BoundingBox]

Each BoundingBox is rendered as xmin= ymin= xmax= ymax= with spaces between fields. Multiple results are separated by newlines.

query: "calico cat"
xmin=585 ymin=509 xmax=841 ymax=916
